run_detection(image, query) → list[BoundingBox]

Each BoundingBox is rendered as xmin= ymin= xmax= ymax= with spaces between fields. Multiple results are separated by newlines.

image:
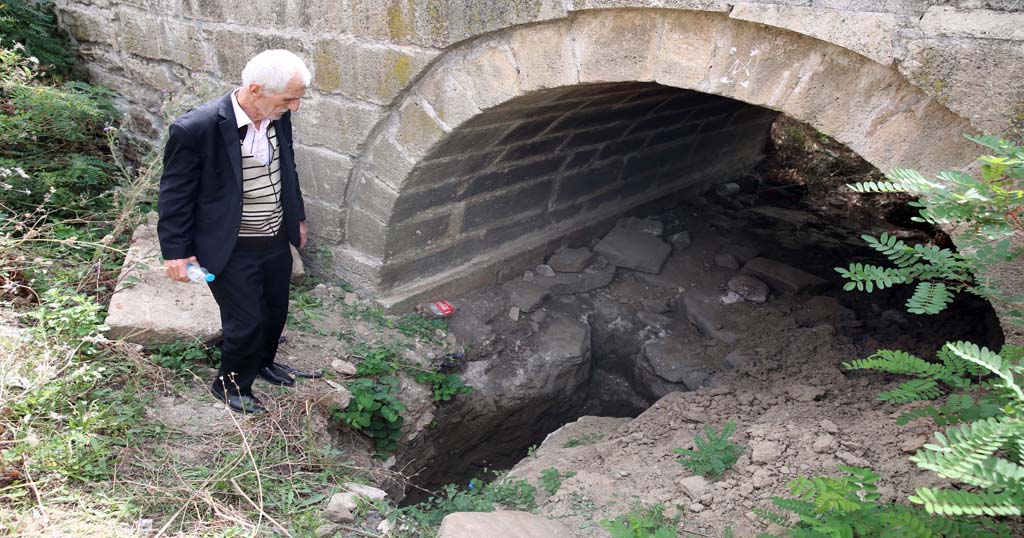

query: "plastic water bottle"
xmin=186 ymin=263 xmax=215 ymax=283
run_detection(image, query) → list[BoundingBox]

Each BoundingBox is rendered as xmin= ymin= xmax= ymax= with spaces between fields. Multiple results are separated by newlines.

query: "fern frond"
xmin=909 ymin=486 xmax=1023 ymax=516
xmin=754 ymin=506 xmax=793 ymax=527
xmin=843 ymin=349 xmax=971 ymax=391
xmin=906 ymin=282 xmax=955 ymax=315
xmin=885 ymin=168 xmax=946 ymax=192
xmin=911 ymin=416 xmax=1024 ymax=486
xmin=878 ymin=379 xmax=943 ymax=403
xmin=848 ymin=181 xmax=908 ymax=193
xmin=861 ymin=233 xmax=920 ymax=266
xmin=945 ymin=341 xmax=1024 ymax=401
xmin=836 ymin=263 xmax=909 ymax=292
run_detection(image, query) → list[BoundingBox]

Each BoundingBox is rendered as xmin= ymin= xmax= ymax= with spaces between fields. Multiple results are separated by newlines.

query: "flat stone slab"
xmin=547 ymin=247 xmax=595 ymax=273
xmin=534 ymin=265 xmax=615 ymax=295
xmin=105 ymin=224 xmax=222 ymax=347
xmin=593 ymin=227 xmax=671 ymax=274
xmin=741 ymin=257 xmax=827 ymax=294
xmin=105 ymin=224 xmax=304 ymax=348
xmin=438 ymin=511 xmax=573 ymax=538
xmin=503 ymin=280 xmax=550 ymax=312
xmin=642 ymin=336 xmax=711 ymax=390
xmin=675 ymin=289 xmax=738 ymax=344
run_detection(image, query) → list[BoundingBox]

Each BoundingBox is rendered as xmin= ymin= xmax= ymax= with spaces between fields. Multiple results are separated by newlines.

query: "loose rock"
xmin=534 ymin=264 xmax=556 ymax=278
xmin=668 ymin=231 xmax=692 ymax=249
xmin=547 ymin=248 xmax=596 ymax=273
xmin=503 ymin=280 xmax=550 ymax=312
xmin=727 ymin=275 xmax=770 ymax=303
xmin=438 ymin=511 xmax=573 ymax=538
xmin=678 ymin=475 xmax=709 ymax=499
xmin=534 ymin=265 xmax=615 ymax=295
xmin=594 ymin=227 xmax=671 ymax=274
xmin=741 ymin=257 xmax=828 ymax=294
xmin=750 ymin=440 xmax=784 ymax=463
xmin=323 ymin=493 xmax=356 ymax=523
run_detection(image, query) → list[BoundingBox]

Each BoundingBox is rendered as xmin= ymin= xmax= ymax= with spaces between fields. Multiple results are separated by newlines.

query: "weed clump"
xmin=674 ymin=421 xmax=744 ymax=480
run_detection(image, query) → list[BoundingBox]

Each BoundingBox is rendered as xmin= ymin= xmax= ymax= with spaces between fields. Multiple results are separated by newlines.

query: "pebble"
xmin=750 ymin=440 xmax=784 ymax=463
xmin=343 ymin=292 xmax=359 ymax=305
xmin=535 ymin=264 xmax=556 ymax=277
xmin=316 ymin=523 xmax=341 ymax=538
xmin=331 ymin=359 xmax=357 ymax=376
xmin=812 ymin=433 xmax=835 ymax=453
xmin=688 ymin=502 xmax=705 ymax=513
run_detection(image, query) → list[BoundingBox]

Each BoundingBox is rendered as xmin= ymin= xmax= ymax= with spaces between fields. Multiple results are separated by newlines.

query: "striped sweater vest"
xmin=239 ymin=124 xmax=284 ymax=237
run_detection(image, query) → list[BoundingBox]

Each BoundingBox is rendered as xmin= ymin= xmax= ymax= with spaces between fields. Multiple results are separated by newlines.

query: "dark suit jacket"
xmin=157 ymin=92 xmax=306 ymax=275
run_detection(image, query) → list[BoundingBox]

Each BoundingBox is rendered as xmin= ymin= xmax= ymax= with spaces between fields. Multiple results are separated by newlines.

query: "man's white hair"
xmin=242 ymin=50 xmax=312 ymax=94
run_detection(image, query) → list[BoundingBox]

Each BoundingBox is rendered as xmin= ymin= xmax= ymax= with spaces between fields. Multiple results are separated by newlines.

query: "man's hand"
xmin=164 ymin=256 xmax=199 ymax=282
xmin=299 ymin=220 xmax=308 ymax=249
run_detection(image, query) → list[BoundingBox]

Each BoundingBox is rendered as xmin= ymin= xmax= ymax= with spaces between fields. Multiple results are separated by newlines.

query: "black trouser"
xmin=206 ymin=232 xmax=292 ymax=396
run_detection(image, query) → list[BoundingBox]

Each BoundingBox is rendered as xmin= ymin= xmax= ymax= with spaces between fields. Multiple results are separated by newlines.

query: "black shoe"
xmin=258 ymin=366 xmax=295 ymax=386
xmin=210 ymin=383 xmax=266 ymax=414
xmin=272 ymin=362 xmax=323 ymax=379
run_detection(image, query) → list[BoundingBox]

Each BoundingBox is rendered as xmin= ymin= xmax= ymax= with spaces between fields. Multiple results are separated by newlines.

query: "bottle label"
xmin=431 ymin=301 xmax=455 ymax=317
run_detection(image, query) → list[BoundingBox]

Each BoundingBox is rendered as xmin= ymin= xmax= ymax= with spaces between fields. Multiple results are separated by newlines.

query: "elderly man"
xmin=158 ymin=49 xmax=318 ymax=414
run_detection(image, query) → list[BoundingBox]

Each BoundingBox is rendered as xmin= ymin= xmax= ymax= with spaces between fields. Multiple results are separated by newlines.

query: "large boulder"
xmin=438 ymin=511 xmax=573 ymax=538
xmin=105 ymin=224 xmax=221 ymax=347
xmin=105 ymin=223 xmax=307 ymax=348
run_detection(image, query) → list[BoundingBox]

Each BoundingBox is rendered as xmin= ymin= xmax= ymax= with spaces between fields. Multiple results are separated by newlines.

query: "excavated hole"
xmin=392 ymin=115 xmax=1003 ymax=505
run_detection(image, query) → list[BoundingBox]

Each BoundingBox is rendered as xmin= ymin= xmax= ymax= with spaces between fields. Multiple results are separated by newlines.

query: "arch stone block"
xmin=571 ymin=10 xmax=663 ymax=83
xmin=508 ymin=21 xmax=580 ymax=92
xmin=451 ymin=40 xmax=524 ymax=112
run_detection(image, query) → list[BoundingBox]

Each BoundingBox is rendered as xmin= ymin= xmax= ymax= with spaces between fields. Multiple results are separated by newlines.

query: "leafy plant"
xmin=333 ymin=376 xmax=406 ymax=453
xmin=843 ymin=347 xmax=984 ymax=404
xmin=896 ymin=392 xmax=1003 ymax=428
xmin=149 ymin=340 xmax=219 ymax=377
xmin=757 ymin=466 xmax=1010 ymax=537
xmin=562 ymin=433 xmax=602 ymax=448
xmin=840 ymin=136 xmax=1024 ymax=523
xmin=838 ymin=135 xmax=1023 ymax=317
xmin=410 ymin=368 xmax=472 ymax=402
xmin=0 ymin=0 xmax=76 ymax=77
xmin=387 ymin=475 xmax=539 ymax=536
xmin=674 ymin=422 xmax=744 ymax=480
xmin=539 ymin=467 xmax=573 ymax=495
xmin=600 ymin=503 xmax=679 ymax=538
xmin=489 ymin=475 xmax=538 ymax=511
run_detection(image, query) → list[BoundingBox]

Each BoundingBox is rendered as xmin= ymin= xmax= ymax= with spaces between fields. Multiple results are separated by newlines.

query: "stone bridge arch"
xmin=339 ymin=9 xmax=977 ymax=308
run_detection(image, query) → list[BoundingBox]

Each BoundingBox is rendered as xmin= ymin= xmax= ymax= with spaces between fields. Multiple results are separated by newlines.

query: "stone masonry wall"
xmin=53 ymin=0 xmax=1024 ymax=308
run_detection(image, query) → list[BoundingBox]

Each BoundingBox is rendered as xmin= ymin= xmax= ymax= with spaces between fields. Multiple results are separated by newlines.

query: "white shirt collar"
xmin=231 ymin=89 xmax=258 ymax=130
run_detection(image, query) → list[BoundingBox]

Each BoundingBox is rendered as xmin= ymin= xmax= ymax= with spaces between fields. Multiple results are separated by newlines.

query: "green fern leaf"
xmin=910 ymin=486 xmax=1023 ymax=516
xmin=878 ymin=378 xmax=943 ymax=403
xmin=912 ymin=416 xmax=1024 ymax=487
xmin=906 ymin=282 xmax=954 ymax=315
xmin=945 ymin=342 xmax=1024 ymax=401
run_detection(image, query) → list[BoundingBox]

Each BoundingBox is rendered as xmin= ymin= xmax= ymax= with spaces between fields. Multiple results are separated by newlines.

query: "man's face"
xmin=250 ymin=75 xmax=306 ymax=121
